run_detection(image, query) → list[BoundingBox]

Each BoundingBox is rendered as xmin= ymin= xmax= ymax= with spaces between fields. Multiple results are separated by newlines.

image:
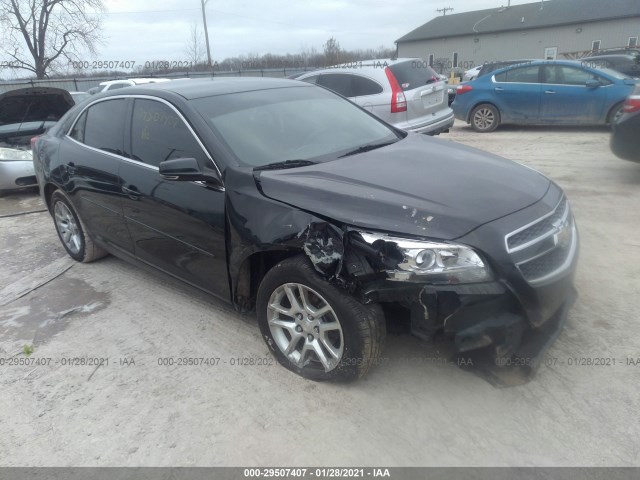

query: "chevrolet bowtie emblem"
xmin=553 ymin=219 xmax=572 ymax=248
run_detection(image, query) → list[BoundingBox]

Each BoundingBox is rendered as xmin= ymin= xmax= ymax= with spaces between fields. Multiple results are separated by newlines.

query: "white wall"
xmin=397 ymin=17 xmax=640 ymax=73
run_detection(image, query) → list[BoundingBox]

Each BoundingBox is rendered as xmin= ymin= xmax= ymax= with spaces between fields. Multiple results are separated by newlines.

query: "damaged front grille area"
xmin=506 ymin=196 xmax=577 ymax=285
xmin=506 ymin=197 xmax=567 ymax=252
xmin=518 ymin=241 xmax=573 ymax=282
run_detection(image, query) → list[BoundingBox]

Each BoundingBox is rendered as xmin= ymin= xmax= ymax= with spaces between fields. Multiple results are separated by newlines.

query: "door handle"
xmin=494 ymin=87 xmax=504 ymax=92
xmin=122 ymin=185 xmax=141 ymax=200
xmin=544 ymin=90 xmax=556 ymax=94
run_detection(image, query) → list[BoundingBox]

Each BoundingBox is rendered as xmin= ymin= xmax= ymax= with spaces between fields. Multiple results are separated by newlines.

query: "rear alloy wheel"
xmin=51 ymin=190 xmax=107 ymax=263
xmin=257 ymin=255 xmax=385 ymax=382
xmin=471 ymin=104 xmax=500 ymax=132
xmin=607 ymin=102 xmax=624 ymax=126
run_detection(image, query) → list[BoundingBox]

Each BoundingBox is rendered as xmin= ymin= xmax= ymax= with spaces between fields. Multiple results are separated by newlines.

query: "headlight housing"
xmin=359 ymin=232 xmax=493 ymax=284
xmin=0 ymin=147 xmax=33 ymax=162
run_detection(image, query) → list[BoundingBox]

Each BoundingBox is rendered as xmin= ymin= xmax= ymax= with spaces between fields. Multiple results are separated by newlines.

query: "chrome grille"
xmin=518 ymin=242 xmax=572 ymax=282
xmin=507 ymin=197 xmax=567 ymax=251
xmin=505 ymin=196 xmax=577 ymax=285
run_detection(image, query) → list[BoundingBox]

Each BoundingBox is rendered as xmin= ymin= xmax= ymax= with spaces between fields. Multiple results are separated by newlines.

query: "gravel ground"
xmin=0 ymin=122 xmax=639 ymax=467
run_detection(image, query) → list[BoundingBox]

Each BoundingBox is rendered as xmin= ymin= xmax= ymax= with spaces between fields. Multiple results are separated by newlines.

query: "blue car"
xmin=451 ymin=60 xmax=637 ymax=132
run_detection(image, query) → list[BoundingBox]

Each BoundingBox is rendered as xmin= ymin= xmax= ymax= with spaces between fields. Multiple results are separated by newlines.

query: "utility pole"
xmin=201 ymin=0 xmax=213 ymax=68
xmin=436 ymin=7 xmax=454 ymax=16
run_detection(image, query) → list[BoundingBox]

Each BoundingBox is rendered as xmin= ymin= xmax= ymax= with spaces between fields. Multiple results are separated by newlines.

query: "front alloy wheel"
xmin=257 ymin=255 xmax=385 ymax=382
xmin=471 ymin=104 xmax=500 ymax=132
xmin=267 ymin=283 xmax=344 ymax=372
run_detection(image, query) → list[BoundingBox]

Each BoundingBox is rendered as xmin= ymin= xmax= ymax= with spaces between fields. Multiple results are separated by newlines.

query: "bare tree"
xmin=0 ymin=0 xmax=104 ymax=78
xmin=184 ymin=22 xmax=206 ymax=66
xmin=323 ymin=37 xmax=341 ymax=66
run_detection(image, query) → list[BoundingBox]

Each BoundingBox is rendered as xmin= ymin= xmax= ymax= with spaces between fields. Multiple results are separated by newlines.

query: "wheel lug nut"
xmin=295 ymin=325 xmax=303 ymax=333
xmin=314 ymin=326 xmax=319 ymax=334
xmin=295 ymin=313 xmax=303 ymax=320
xmin=307 ymin=334 xmax=314 ymax=342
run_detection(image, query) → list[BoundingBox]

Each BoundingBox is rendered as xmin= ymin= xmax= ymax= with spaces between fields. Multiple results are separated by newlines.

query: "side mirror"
xmin=159 ymin=157 xmax=221 ymax=185
xmin=585 ymin=79 xmax=600 ymax=88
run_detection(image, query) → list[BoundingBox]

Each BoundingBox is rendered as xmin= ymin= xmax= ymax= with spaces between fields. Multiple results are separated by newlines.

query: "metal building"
xmin=396 ymin=0 xmax=640 ymax=74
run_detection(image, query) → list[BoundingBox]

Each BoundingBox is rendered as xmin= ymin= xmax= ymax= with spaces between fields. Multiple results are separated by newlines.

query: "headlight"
xmin=359 ymin=232 xmax=493 ymax=284
xmin=0 ymin=147 xmax=33 ymax=161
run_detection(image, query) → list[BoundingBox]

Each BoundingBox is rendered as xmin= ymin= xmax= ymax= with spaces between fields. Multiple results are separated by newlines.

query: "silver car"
xmin=296 ymin=58 xmax=454 ymax=135
xmin=0 ymin=87 xmax=74 ymax=193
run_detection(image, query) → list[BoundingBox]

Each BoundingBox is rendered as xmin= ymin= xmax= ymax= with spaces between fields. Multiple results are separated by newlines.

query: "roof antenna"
xmin=436 ymin=7 xmax=454 ymax=16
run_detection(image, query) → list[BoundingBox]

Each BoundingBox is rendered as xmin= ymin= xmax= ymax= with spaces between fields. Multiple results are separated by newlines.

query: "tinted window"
xmin=83 ymin=99 xmax=126 ymax=155
xmin=351 ymin=76 xmax=383 ymax=96
xmin=106 ymin=83 xmax=127 ymax=90
xmin=301 ymin=75 xmax=319 ymax=84
xmin=69 ymin=110 xmax=87 ymax=143
xmin=494 ymin=66 xmax=540 ymax=83
xmin=317 ymin=74 xmax=354 ymax=97
xmin=543 ymin=66 xmax=601 ymax=85
xmin=389 ymin=61 xmax=438 ymax=91
xmin=130 ymin=99 xmax=206 ymax=168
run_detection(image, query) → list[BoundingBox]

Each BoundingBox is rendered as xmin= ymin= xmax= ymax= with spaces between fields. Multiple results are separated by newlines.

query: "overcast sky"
xmin=97 ymin=0 xmax=535 ymax=63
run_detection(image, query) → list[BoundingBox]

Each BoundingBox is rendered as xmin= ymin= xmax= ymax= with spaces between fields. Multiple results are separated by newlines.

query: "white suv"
xmin=297 ymin=59 xmax=454 ymax=135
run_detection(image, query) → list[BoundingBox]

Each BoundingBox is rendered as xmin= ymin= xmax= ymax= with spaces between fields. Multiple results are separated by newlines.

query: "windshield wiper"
xmin=338 ymin=140 xmax=398 ymax=158
xmin=253 ymin=159 xmax=317 ymax=171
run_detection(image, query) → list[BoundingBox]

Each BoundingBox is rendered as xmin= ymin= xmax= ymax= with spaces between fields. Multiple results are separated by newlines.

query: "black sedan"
xmin=611 ymin=84 xmax=640 ymax=162
xmin=32 ymin=78 xmax=578 ymax=381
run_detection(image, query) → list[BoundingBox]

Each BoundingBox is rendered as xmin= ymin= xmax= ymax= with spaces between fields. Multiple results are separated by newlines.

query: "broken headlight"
xmin=0 ymin=148 xmax=33 ymax=161
xmin=359 ymin=232 xmax=493 ymax=284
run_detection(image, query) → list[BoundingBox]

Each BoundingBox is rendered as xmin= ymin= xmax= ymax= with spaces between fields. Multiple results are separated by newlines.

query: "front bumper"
xmin=352 ymin=185 xmax=578 ymax=375
xmin=0 ymin=160 xmax=37 ymax=191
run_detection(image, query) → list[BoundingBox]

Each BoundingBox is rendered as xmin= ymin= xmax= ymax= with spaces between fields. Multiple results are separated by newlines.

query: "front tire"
xmin=470 ymin=103 xmax=500 ymax=132
xmin=257 ymin=255 xmax=385 ymax=382
xmin=51 ymin=190 xmax=107 ymax=263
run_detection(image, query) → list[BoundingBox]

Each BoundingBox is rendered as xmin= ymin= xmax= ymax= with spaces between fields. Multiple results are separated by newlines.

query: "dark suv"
xmin=32 ymin=78 xmax=578 ymax=382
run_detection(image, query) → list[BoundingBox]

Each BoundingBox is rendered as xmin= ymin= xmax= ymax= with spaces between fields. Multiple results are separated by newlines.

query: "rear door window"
xmin=351 ymin=76 xmax=383 ymax=96
xmin=81 ymin=99 xmax=127 ymax=156
xmin=317 ymin=74 xmax=354 ymax=97
xmin=388 ymin=61 xmax=438 ymax=91
xmin=129 ymin=99 xmax=207 ymax=168
xmin=543 ymin=66 xmax=605 ymax=85
xmin=494 ymin=66 xmax=540 ymax=83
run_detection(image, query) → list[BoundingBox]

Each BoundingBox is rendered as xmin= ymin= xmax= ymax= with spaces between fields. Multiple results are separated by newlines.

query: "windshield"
xmin=194 ymin=85 xmax=399 ymax=167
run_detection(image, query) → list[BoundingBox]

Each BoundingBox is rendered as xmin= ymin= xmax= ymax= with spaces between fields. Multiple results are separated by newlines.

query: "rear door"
xmin=62 ymin=98 xmax=134 ymax=253
xmin=388 ymin=61 xmax=447 ymax=127
xmin=540 ymin=65 xmax=609 ymax=124
xmin=351 ymin=75 xmax=385 ymax=113
xmin=119 ymin=97 xmax=229 ymax=299
xmin=492 ymin=65 xmax=542 ymax=123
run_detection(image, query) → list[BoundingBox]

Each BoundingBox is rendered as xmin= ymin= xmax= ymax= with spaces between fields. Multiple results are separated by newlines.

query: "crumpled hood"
xmin=0 ymin=87 xmax=74 ymax=140
xmin=256 ymin=134 xmax=550 ymax=240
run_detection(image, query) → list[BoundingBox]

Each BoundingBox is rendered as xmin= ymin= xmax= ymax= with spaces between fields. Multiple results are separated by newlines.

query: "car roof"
xmin=98 ymin=77 xmax=314 ymax=100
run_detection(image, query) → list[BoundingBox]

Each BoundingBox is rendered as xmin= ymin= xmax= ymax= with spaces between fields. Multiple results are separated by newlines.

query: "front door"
xmin=119 ymin=98 xmax=229 ymax=299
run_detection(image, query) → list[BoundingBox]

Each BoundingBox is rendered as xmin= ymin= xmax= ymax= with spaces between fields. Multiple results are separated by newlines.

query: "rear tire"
xmin=607 ymin=102 xmax=624 ymax=127
xmin=51 ymin=190 xmax=107 ymax=263
xmin=256 ymin=255 xmax=386 ymax=382
xmin=470 ymin=103 xmax=500 ymax=132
